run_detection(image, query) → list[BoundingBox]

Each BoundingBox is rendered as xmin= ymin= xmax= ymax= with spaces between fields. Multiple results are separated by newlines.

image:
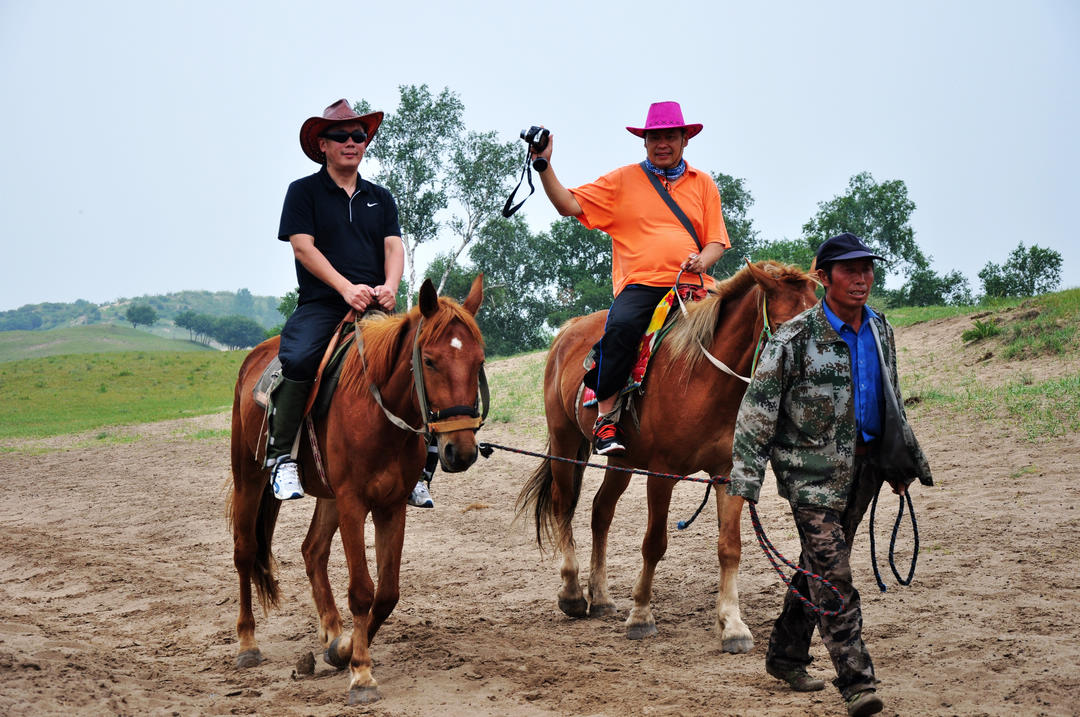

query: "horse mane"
xmin=664 ymin=261 xmax=813 ymax=370
xmin=338 ymin=298 xmax=484 ymax=394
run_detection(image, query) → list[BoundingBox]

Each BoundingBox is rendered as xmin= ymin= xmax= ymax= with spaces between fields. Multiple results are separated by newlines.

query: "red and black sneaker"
xmin=593 ymin=417 xmax=627 ymax=456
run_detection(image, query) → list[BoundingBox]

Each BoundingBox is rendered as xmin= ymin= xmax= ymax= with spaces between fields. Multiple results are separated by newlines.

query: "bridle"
xmin=355 ymin=314 xmax=489 ymax=440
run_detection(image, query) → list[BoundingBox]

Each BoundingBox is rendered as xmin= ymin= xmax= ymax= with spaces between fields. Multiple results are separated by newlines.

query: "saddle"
xmin=253 ymin=310 xmax=363 ymax=417
xmin=580 ymin=282 xmax=707 ymax=408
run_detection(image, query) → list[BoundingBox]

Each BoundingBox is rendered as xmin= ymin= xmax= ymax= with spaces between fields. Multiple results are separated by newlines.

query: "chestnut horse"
xmin=227 ymin=276 xmax=485 ymax=705
xmin=517 ymin=261 xmax=817 ymax=650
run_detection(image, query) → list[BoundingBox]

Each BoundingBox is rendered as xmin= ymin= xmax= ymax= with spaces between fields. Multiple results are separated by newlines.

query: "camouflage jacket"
xmin=729 ymin=301 xmax=932 ymax=512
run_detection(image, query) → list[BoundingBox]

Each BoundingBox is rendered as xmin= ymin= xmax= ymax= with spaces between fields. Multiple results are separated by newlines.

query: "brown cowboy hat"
xmin=299 ymin=99 xmax=384 ymax=164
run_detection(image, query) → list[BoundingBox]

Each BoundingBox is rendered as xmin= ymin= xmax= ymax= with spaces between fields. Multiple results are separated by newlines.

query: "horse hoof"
xmin=588 ymin=601 xmax=617 ymax=618
xmin=347 ymin=686 xmax=381 ymax=705
xmin=235 ymin=649 xmax=264 ymax=668
xmin=626 ymin=622 xmax=658 ymax=640
xmin=721 ymin=635 xmax=754 ymax=654
xmin=558 ymin=597 xmax=589 ymax=618
xmin=323 ymin=636 xmax=349 ymax=670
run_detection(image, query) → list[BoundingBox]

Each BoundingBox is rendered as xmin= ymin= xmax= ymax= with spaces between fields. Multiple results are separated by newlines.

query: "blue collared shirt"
xmin=822 ymin=300 xmax=884 ymax=442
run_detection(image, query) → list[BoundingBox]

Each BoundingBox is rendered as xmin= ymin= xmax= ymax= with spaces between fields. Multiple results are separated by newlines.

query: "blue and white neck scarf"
xmin=643 ymin=158 xmax=687 ymax=182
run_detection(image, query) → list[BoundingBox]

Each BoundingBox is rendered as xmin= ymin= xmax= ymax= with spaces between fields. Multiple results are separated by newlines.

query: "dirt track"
xmin=2 ymin=314 xmax=1079 ymax=716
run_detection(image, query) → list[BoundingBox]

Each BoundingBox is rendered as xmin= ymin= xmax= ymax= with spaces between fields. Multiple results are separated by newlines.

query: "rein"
xmin=868 ymin=486 xmax=919 ymax=592
xmin=479 ymin=441 xmax=844 ymax=617
xmin=356 ymin=314 xmax=489 ymax=439
xmin=673 ymin=270 xmax=774 ymax=385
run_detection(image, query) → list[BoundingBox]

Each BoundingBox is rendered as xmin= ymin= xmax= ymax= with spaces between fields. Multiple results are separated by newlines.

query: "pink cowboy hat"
xmin=626 ymin=101 xmax=703 ymax=139
xmin=299 ymin=98 xmax=384 ymax=164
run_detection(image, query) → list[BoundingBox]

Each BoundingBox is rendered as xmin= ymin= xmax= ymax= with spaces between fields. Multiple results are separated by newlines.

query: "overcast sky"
xmin=1 ymin=0 xmax=1077 ymax=311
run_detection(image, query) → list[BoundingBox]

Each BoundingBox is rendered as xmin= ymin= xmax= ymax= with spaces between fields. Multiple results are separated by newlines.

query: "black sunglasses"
xmin=320 ymin=129 xmax=368 ymax=144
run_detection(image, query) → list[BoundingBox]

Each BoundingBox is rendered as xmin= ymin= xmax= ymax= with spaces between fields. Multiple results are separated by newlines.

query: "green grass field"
xmin=1 ymin=289 xmax=1077 ymax=442
xmin=0 ymin=324 xmax=213 ymax=362
xmin=0 ymin=350 xmax=245 ymax=439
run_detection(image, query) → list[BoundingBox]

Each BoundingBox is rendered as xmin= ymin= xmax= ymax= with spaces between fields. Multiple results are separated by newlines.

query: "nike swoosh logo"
xmin=367 ymin=202 xmax=379 ymax=207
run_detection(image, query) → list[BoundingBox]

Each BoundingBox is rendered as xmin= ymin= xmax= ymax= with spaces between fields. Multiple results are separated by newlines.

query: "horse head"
xmin=416 ymin=274 xmax=485 ymax=473
xmin=745 ymin=259 xmax=820 ymax=330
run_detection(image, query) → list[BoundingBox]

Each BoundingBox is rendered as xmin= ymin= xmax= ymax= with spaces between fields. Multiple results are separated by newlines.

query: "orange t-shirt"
xmin=569 ymin=163 xmax=730 ymax=296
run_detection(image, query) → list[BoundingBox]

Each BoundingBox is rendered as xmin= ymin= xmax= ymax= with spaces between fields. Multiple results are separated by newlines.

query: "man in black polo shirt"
xmin=268 ymin=98 xmax=409 ymax=501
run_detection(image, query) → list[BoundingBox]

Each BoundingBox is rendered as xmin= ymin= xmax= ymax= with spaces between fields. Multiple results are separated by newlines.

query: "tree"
xmin=438 ymin=130 xmax=520 ymax=294
xmin=126 ymin=304 xmax=157 ymax=329
xmin=754 ymin=237 xmax=818 ymax=270
xmin=466 ymin=215 xmax=554 ymax=356
xmin=709 ymin=172 xmax=762 ymax=278
xmin=175 ymin=310 xmax=199 ymax=340
xmin=802 ymin=172 xmax=925 ymax=284
xmin=211 ymin=315 xmax=266 ymax=350
xmin=535 ymin=217 xmax=612 ymax=328
xmin=233 ymin=288 xmax=255 ymax=317
xmin=892 ymin=267 xmax=973 ymax=306
xmin=355 ymin=85 xmax=465 ymax=308
xmin=277 ymin=289 xmax=298 ymax=321
xmin=978 ymin=242 xmax=1063 ymax=298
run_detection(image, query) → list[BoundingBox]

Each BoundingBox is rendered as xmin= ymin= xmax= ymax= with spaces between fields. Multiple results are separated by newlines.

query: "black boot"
xmin=266 ymin=377 xmax=312 ymax=500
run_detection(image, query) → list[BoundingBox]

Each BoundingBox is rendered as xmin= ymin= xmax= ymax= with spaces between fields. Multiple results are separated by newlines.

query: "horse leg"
xmin=587 ymin=469 xmax=631 ymax=617
xmin=715 ymin=489 xmax=754 ymax=653
xmin=230 ymin=464 xmax=275 ymax=668
xmin=625 ymin=477 xmax=674 ymax=640
xmin=367 ymin=504 xmax=405 ymax=642
xmin=550 ymin=432 xmax=589 ymax=618
xmin=302 ymin=497 xmax=344 ymax=662
xmin=328 ymin=495 xmax=381 ymax=705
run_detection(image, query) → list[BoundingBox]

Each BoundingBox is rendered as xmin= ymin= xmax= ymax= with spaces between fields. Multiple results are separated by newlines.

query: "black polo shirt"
xmin=278 ymin=166 xmax=402 ymax=305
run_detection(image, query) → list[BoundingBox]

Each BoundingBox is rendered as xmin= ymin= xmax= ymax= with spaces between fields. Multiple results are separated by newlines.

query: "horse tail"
xmin=516 ymin=439 xmax=588 ymax=553
xmin=250 ymin=484 xmax=282 ymax=611
xmin=225 ymin=477 xmax=282 ymax=613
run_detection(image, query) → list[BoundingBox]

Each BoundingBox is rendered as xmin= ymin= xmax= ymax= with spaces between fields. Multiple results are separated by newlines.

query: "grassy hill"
xmin=0 ymin=289 xmax=1076 ymax=442
xmin=0 ymin=325 xmax=215 ymax=363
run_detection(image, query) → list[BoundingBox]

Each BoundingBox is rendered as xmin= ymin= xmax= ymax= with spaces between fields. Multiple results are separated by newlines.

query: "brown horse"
xmin=227 ymin=276 xmax=485 ymax=705
xmin=517 ymin=261 xmax=817 ymax=650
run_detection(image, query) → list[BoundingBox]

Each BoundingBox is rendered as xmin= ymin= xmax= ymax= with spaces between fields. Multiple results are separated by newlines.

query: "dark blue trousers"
xmin=278 ymin=299 xmax=352 ymax=381
xmin=585 ymin=284 xmax=671 ymax=401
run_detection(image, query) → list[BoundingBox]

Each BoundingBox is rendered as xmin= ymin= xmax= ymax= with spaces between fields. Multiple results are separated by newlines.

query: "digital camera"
xmin=520 ymin=126 xmax=550 ymax=154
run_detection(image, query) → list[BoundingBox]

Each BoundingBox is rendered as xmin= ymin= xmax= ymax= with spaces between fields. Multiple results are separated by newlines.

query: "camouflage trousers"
xmin=765 ymin=456 xmax=881 ymax=698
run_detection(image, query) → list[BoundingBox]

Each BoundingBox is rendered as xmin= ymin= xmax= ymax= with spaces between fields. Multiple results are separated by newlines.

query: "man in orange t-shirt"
xmin=532 ymin=101 xmax=731 ymax=455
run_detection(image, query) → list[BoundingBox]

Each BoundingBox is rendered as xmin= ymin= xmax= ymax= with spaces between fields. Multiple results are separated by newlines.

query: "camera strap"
xmin=502 ymin=151 xmax=536 ymax=218
xmin=640 ymin=162 xmax=703 ymax=252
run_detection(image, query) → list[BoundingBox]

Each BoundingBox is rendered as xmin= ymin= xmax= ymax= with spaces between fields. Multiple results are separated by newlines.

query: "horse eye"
xmin=423 ymin=357 xmax=435 ymax=369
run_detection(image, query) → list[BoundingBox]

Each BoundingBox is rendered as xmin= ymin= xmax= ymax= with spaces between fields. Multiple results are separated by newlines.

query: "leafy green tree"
xmin=277 ymin=289 xmax=298 ymax=321
xmin=892 ymin=267 xmax=973 ymax=306
xmin=174 ymin=310 xmax=200 ymax=340
xmin=233 ymin=288 xmax=255 ymax=317
xmin=211 ymin=315 xmax=266 ymax=350
xmin=437 ymin=130 xmax=520 ymax=294
xmin=126 ymin=304 xmax=158 ymax=329
xmin=754 ymin=237 xmax=818 ymax=270
xmin=709 ymin=172 xmax=762 ymax=278
xmin=355 ymin=85 xmax=465 ymax=308
xmin=978 ymin=242 xmax=1063 ymax=297
xmin=466 ymin=215 xmax=554 ymax=356
xmin=535 ymin=217 xmax=612 ymax=328
xmin=802 ymin=172 xmax=925 ymax=283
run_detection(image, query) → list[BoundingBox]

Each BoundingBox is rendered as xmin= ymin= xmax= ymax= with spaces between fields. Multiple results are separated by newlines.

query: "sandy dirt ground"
xmin=2 ymin=310 xmax=1079 ymax=716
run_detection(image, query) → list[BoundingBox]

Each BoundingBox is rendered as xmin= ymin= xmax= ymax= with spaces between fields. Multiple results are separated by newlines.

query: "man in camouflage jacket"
xmin=729 ymin=232 xmax=932 ymax=717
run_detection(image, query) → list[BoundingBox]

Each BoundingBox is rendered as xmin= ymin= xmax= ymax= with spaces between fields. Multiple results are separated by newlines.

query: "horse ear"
xmin=463 ymin=273 xmax=484 ymax=316
xmin=419 ymin=279 xmax=439 ymax=318
xmin=746 ymin=259 xmax=780 ymax=292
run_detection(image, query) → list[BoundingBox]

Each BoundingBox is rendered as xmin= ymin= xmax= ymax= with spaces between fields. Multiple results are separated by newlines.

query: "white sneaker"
xmin=271 ymin=459 xmax=304 ymax=500
xmin=407 ymin=480 xmax=434 ymax=508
